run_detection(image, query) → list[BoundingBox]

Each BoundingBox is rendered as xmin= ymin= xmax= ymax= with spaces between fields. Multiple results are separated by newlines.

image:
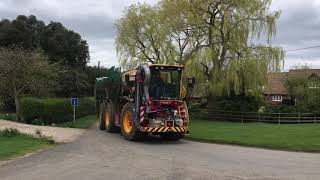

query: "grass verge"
xmin=56 ymin=115 xmax=97 ymax=129
xmin=187 ymin=119 xmax=320 ymax=152
xmin=0 ymin=129 xmax=53 ymax=160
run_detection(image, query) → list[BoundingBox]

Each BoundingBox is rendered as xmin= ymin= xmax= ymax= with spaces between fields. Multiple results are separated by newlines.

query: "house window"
xmin=272 ymin=95 xmax=282 ymax=102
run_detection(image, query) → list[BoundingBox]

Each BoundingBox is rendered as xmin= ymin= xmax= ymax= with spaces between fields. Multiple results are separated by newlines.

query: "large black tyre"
xmin=105 ymin=102 xmax=118 ymax=133
xmin=98 ymin=102 xmax=106 ymax=130
xmin=160 ymin=133 xmax=184 ymax=141
xmin=120 ymin=103 xmax=146 ymax=141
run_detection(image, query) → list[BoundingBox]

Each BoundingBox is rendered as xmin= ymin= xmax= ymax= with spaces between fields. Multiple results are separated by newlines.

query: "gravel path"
xmin=0 ymin=119 xmax=85 ymax=143
xmin=1 ymin=124 xmax=320 ymax=180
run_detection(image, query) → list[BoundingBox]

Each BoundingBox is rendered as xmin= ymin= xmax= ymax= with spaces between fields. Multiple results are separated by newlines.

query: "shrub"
xmin=209 ymin=95 xmax=264 ymax=112
xmin=0 ymin=128 xmax=20 ymax=137
xmin=31 ymin=118 xmax=45 ymax=125
xmin=188 ymin=104 xmax=202 ymax=112
xmin=0 ymin=113 xmax=16 ymax=121
xmin=20 ymin=97 xmax=43 ymax=123
xmin=21 ymin=97 xmax=95 ymax=125
xmin=265 ymin=105 xmax=298 ymax=113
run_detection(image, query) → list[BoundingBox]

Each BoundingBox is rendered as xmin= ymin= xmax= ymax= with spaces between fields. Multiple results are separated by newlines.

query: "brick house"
xmin=264 ymin=69 xmax=320 ymax=105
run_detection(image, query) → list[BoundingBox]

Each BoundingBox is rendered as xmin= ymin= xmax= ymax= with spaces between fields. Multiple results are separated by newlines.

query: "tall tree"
xmin=0 ymin=15 xmax=90 ymax=69
xmin=181 ymin=0 xmax=283 ymax=97
xmin=55 ymin=68 xmax=90 ymax=97
xmin=116 ymin=0 xmax=284 ymax=98
xmin=0 ymin=48 xmax=58 ymax=120
xmin=116 ymin=4 xmax=170 ymax=68
xmin=40 ymin=22 xmax=90 ymax=69
xmin=85 ymin=66 xmax=109 ymax=96
xmin=0 ymin=15 xmax=45 ymax=50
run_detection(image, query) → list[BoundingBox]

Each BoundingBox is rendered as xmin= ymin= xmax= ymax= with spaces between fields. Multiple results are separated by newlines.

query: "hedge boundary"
xmin=20 ymin=97 xmax=95 ymax=125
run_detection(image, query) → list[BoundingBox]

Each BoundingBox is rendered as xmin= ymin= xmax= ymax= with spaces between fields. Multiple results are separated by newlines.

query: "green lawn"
xmin=0 ymin=134 xmax=52 ymax=160
xmin=187 ymin=119 xmax=320 ymax=152
xmin=56 ymin=115 xmax=97 ymax=129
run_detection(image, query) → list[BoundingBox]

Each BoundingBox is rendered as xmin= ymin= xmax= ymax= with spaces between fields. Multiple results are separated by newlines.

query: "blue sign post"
xmin=71 ymin=98 xmax=79 ymax=123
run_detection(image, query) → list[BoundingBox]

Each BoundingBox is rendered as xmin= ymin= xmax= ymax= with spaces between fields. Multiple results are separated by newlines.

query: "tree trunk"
xmin=15 ymin=95 xmax=20 ymax=121
xmin=13 ymin=87 xmax=20 ymax=122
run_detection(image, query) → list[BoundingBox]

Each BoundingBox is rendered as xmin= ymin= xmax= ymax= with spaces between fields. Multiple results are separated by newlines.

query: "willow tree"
xmin=116 ymin=4 xmax=168 ymax=69
xmin=167 ymin=0 xmax=284 ymax=98
xmin=116 ymin=0 xmax=284 ymax=98
xmin=116 ymin=2 xmax=202 ymax=67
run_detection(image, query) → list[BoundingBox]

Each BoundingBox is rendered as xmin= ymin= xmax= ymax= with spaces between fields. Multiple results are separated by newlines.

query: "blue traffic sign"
xmin=71 ymin=98 xmax=79 ymax=107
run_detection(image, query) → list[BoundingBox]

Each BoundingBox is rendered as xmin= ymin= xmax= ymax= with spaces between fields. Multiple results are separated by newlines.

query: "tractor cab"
xmin=148 ymin=65 xmax=184 ymax=100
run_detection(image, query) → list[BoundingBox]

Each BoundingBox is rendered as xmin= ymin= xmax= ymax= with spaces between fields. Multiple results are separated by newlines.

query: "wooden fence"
xmin=190 ymin=110 xmax=320 ymax=124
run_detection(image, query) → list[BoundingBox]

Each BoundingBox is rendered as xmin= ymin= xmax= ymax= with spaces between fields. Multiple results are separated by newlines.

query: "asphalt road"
xmin=1 ymin=126 xmax=320 ymax=180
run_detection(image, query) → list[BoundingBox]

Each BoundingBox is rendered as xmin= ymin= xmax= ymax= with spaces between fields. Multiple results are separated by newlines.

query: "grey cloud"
xmin=274 ymin=8 xmax=320 ymax=45
xmin=0 ymin=0 xmax=319 ymax=69
xmin=63 ymin=15 xmax=116 ymax=39
xmin=0 ymin=0 xmax=158 ymax=67
xmin=268 ymin=0 xmax=320 ymax=69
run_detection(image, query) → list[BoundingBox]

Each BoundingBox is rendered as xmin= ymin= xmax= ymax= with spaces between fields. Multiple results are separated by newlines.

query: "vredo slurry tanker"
xmin=95 ymin=64 xmax=194 ymax=141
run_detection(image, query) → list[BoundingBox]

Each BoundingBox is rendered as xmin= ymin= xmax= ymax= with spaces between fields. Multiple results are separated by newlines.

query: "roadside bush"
xmin=0 ymin=128 xmax=20 ymax=137
xmin=21 ymin=97 xmax=95 ymax=125
xmin=31 ymin=118 xmax=45 ymax=125
xmin=210 ymin=95 xmax=264 ymax=112
xmin=20 ymin=97 xmax=43 ymax=123
xmin=0 ymin=97 xmax=15 ymax=112
xmin=77 ymin=97 xmax=96 ymax=117
xmin=0 ymin=113 xmax=16 ymax=121
xmin=188 ymin=104 xmax=202 ymax=112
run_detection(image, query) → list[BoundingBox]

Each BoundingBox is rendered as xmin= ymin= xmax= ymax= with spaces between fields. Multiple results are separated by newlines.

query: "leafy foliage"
xmin=0 ymin=15 xmax=90 ymax=69
xmin=0 ymin=15 xmax=45 ymax=50
xmin=0 ymin=48 xmax=59 ymax=120
xmin=116 ymin=0 xmax=284 ymax=98
xmin=85 ymin=66 xmax=109 ymax=96
xmin=55 ymin=68 xmax=90 ymax=97
xmin=20 ymin=97 xmax=95 ymax=124
xmin=0 ymin=113 xmax=16 ymax=121
xmin=40 ymin=22 xmax=90 ymax=68
xmin=0 ymin=128 xmax=20 ymax=138
xmin=265 ymin=105 xmax=298 ymax=113
xmin=0 ymin=15 xmax=97 ymax=108
xmin=285 ymin=77 xmax=320 ymax=114
xmin=214 ymin=95 xmax=265 ymax=112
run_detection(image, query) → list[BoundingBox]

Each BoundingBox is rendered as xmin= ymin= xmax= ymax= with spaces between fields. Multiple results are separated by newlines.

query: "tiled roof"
xmin=288 ymin=69 xmax=320 ymax=78
xmin=264 ymin=72 xmax=288 ymax=95
xmin=264 ymin=69 xmax=320 ymax=95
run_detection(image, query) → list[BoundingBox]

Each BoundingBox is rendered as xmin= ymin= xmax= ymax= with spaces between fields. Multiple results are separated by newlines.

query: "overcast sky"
xmin=0 ymin=0 xmax=320 ymax=70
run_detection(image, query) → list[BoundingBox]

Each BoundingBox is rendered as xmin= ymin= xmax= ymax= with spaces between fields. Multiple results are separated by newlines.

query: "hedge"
xmin=20 ymin=97 xmax=95 ymax=125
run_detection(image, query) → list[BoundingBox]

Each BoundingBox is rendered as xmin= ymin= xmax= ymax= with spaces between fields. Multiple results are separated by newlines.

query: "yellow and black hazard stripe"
xmin=140 ymin=127 xmax=190 ymax=133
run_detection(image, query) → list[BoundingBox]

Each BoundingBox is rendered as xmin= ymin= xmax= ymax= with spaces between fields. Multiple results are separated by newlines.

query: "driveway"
xmin=0 ymin=125 xmax=319 ymax=180
xmin=0 ymin=120 xmax=85 ymax=143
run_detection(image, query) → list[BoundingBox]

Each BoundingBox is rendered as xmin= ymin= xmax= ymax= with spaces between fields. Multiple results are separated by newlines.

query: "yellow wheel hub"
xmin=105 ymin=112 xmax=110 ymax=128
xmin=123 ymin=111 xmax=133 ymax=133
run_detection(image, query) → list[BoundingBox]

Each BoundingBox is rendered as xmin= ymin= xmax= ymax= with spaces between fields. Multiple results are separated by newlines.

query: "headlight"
xmin=173 ymin=110 xmax=178 ymax=116
xmin=175 ymin=119 xmax=183 ymax=127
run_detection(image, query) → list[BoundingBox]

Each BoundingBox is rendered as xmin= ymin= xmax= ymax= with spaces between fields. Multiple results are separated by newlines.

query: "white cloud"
xmin=284 ymin=57 xmax=320 ymax=70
